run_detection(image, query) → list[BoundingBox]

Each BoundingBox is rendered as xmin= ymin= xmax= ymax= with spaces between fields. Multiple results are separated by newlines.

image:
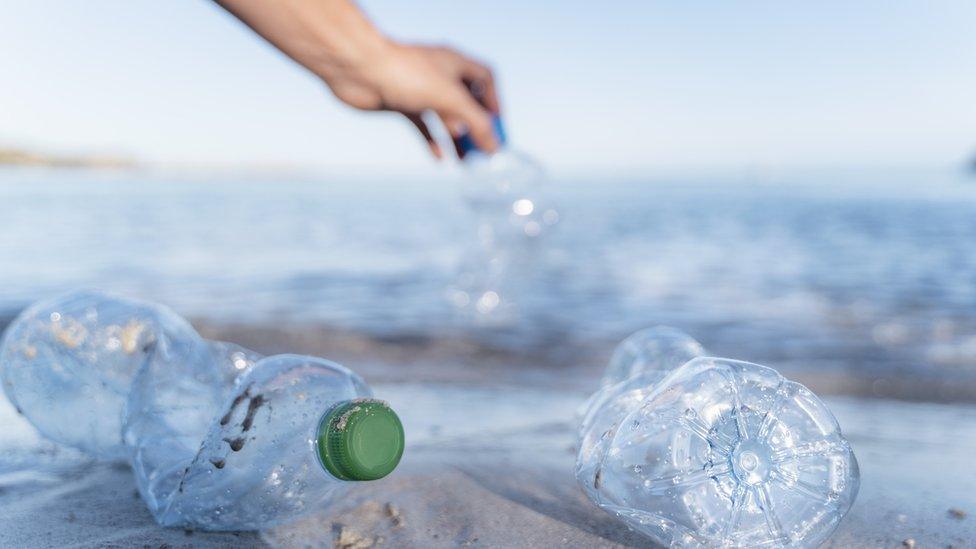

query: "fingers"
xmin=436 ymin=113 xmax=469 ymax=159
xmin=458 ymin=57 xmax=500 ymax=114
xmin=404 ymin=113 xmax=442 ymax=159
xmin=435 ymin=85 xmax=498 ymax=155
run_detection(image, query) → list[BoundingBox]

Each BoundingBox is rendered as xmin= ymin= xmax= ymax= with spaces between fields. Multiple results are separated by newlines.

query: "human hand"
xmin=321 ymin=42 xmax=500 ymax=159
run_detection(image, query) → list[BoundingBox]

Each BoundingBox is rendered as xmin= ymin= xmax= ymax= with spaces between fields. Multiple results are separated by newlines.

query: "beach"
xmin=2 ymin=0 xmax=974 ymax=543
xmin=0 ymin=320 xmax=973 ymax=548
xmin=0 ymin=170 xmax=975 ymax=546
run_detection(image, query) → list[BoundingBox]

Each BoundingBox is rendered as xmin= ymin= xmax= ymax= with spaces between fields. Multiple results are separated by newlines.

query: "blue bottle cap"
xmin=457 ymin=115 xmax=507 ymax=157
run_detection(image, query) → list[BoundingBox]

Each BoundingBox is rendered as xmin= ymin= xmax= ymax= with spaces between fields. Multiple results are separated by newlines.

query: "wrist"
xmin=302 ymin=4 xmax=393 ymax=83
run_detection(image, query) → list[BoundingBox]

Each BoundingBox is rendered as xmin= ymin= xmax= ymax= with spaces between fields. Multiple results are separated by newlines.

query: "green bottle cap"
xmin=317 ymin=399 xmax=404 ymax=481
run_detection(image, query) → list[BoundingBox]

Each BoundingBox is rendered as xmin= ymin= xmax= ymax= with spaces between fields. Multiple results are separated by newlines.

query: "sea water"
xmin=0 ymin=168 xmax=974 ymax=395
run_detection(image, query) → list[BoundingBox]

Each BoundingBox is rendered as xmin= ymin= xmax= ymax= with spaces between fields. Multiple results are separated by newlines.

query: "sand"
xmin=0 ymin=324 xmax=974 ymax=547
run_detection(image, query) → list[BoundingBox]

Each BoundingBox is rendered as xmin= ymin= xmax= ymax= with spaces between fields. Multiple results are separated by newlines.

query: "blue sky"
xmin=1 ymin=1 xmax=974 ymax=177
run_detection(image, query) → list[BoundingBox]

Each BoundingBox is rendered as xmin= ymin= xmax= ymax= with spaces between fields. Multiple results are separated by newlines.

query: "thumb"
xmin=404 ymin=113 xmax=443 ymax=159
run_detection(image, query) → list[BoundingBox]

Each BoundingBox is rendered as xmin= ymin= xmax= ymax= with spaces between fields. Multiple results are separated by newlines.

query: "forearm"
xmin=215 ymin=0 xmax=388 ymax=81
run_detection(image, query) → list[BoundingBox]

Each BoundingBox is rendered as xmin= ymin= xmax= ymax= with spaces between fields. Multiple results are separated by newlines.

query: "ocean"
xmin=1 ymin=167 xmax=974 ymax=399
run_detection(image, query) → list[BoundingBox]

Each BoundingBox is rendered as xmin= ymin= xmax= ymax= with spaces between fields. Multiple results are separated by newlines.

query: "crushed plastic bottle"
xmin=450 ymin=115 xmax=559 ymax=323
xmin=577 ymin=327 xmax=859 ymax=547
xmin=0 ymin=291 xmax=404 ymax=531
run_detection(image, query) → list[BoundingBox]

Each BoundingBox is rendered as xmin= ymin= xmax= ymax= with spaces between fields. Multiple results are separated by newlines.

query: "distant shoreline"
xmin=0 ymin=147 xmax=136 ymax=170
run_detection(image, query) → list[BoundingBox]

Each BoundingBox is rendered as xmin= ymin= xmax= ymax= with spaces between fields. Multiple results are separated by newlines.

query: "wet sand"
xmin=0 ymin=323 xmax=974 ymax=547
xmin=266 ymin=389 xmax=976 ymax=548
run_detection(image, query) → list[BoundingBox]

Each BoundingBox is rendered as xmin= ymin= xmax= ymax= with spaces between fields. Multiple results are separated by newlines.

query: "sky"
xmin=1 ymin=1 xmax=974 ymax=178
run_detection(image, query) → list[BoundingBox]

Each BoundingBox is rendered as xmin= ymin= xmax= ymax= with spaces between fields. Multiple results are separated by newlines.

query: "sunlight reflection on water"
xmin=0 ymin=168 xmax=974 ymax=386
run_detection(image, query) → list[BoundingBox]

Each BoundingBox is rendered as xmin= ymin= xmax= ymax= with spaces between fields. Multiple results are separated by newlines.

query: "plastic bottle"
xmin=577 ymin=327 xmax=859 ymax=547
xmin=451 ymin=116 xmax=559 ymax=322
xmin=0 ymin=291 xmax=404 ymax=531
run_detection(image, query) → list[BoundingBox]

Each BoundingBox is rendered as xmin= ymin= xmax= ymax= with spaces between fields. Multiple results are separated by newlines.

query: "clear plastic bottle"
xmin=577 ymin=327 xmax=859 ymax=547
xmin=451 ymin=116 xmax=559 ymax=322
xmin=0 ymin=291 xmax=404 ymax=530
